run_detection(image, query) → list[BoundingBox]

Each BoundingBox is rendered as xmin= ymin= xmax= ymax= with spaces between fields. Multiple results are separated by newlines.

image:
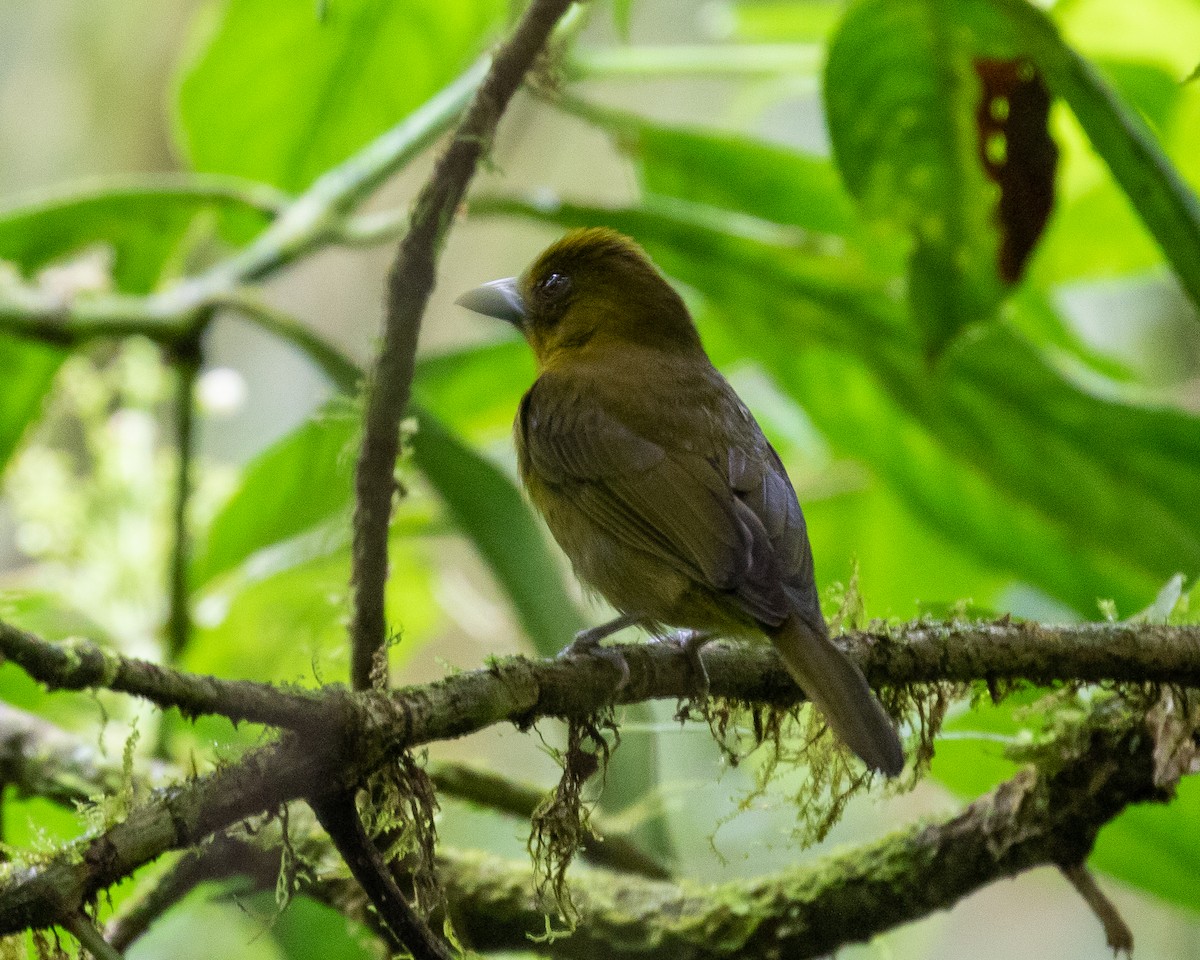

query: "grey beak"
xmin=455 ymin=277 xmax=526 ymax=326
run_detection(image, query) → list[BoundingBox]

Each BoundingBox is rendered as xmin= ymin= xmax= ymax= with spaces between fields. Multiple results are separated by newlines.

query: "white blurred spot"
xmin=197 ymin=367 xmax=248 ymax=417
xmin=193 ymin=593 xmax=230 ymax=629
xmin=107 ymin=408 xmax=156 ymax=449
xmin=698 ymin=1 xmax=735 ymax=39
xmin=37 ymin=246 xmax=113 ymax=299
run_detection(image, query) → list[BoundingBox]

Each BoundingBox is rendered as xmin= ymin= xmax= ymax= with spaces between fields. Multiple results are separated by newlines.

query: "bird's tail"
xmin=770 ymin=615 xmax=904 ymax=776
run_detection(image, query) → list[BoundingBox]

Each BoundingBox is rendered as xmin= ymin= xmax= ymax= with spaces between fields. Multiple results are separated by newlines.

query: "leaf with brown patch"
xmin=975 ymin=58 xmax=1059 ymax=283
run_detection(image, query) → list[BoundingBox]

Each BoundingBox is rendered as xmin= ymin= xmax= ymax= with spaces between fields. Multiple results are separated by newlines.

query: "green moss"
xmin=528 ymin=711 xmax=618 ymax=927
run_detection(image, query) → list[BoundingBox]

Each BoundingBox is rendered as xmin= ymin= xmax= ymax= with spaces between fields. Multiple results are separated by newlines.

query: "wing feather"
xmin=519 ymin=371 xmax=806 ymax=627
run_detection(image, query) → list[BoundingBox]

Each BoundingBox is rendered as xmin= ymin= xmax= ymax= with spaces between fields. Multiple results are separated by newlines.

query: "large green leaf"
xmin=983 ymin=0 xmax=1200 ymax=319
xmin=591 ymin=109 xmax=1115 ymax=376
xmin=0 ymin=338 xmax=63 ymax=478
xmin=0 ymin=178 xmax=279 ymax=293
xmin=624 ymin=117 xmax=862 ymax=239
xmin=825 ymin=0 xmax=1003 ymax=354
xmin=190 ymin=401 xmax=361 ymax=589
xmin=176 ymin=0 xmax=506 ymax=191
xmin=186 ymin=536 xmax=439 ymax=685
xmin=723 ymin=0 xmax=845 ymax=43
xmin=192 ymin=389 xmax=584 ymax=656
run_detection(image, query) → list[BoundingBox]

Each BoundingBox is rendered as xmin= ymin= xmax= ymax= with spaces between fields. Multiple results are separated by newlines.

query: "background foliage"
xmin=0 ymin=0 xmax=1197 ymax=956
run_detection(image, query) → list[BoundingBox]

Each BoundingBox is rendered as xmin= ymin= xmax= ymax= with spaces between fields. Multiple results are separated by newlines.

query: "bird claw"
xmin=560 ymin=626 xmax=631 ymax=690
xmin=653 ymin=629 xmax=714 ymax=699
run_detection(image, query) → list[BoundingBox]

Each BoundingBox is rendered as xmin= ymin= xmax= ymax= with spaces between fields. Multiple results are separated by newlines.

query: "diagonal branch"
xmin=436 ymin=702 xmax=1185 ymax=958
xmin=348 ymin=0 xmax=578 ymax=692
xmin=309 ymin=789 xmax=452 ymax=960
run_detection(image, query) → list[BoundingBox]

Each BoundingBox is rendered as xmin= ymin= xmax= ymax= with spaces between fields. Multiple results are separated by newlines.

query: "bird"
xmin=456 ymin=227 xmax=904 ymax=776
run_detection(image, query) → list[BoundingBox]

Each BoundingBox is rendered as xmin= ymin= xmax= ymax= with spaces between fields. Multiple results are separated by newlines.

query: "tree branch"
xmin=0 ymin=621 xmax=334 ymax=729
xmin=44 ymin=701 xmax=1197 ymax=960
xmin=0 ymin=620 xmax=1198 ymax=936
xmin=6 ymin=616 xmax=1200 ymax=736
xmin=309 ymin=789 xmax=452 ymax=960
xmin=349 ymin=0 xmax=578 ymax=692
xmin=439 ymin=703 xmax=1189 ymax=958
xmin=0 ymin=60 xmax=486 ymax=350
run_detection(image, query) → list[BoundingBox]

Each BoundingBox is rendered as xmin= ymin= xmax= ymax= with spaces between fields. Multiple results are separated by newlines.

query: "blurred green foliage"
xmin=0 ymin=0 xmax=1198 ymax=955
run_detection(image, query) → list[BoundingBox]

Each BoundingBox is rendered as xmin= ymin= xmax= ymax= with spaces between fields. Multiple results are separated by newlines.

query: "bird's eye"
xmin=538 ymin=272 xmax=571 ymax=300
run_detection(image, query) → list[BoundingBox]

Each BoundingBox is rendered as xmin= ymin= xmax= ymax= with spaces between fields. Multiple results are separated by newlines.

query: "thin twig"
xmin=62 ymin=912 xmax=124 ymax=960
xmin=164 ymin=334 xmax=203 ymax=662
xmin=310 ymin=789 xmax=452 ymax=960
xmin=349 ymin=0 xmax=579 ymax=691
xmin=1061 ymin=863 xmax=1135 ymax=956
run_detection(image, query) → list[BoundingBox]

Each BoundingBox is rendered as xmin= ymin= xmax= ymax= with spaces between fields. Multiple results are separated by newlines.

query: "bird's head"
xmin=456 ymin=228 xmax=701 ymax=367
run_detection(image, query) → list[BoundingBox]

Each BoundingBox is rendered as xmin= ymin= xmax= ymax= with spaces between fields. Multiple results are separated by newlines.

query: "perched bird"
xmin=456 ymin=228 xmax=904 ymax=776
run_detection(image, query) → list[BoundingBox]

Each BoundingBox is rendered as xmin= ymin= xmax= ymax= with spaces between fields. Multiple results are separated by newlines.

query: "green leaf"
xmin=612 ymin=0 xmax=633 ymax=41
xmin=176 ymin=0 xmax=505 ymax=191
xmin=1091 ymin=777 xmax=1200 ymax=915
xmin=192 ymin=383 xmax=583 ymax=656
xmin=128 ymin=890 xmax=288 ymax=960
xmin=0 ymin=337 xmax=63 ymax=478
xmin=989 ymin=0 xmax=1200 ymax=320
xmin=0 ymin=179 xmax=276 ymax=479
xmin=191 ymin=401 xmax=360 ymax=589
xmin=825 ymin=0 xmax=1003 ymax=354
xmin=612 ymin=113 xmax=864 ymax=239
xmin=0 ymin=178 xmax=279 ymax=293
xmin=270 ymin=894 xmax=375 ymax=960
xmin=187 ymin=536 xmax=438 ymax=684
xmin=721 ymin=0 xmax=845 ymax=43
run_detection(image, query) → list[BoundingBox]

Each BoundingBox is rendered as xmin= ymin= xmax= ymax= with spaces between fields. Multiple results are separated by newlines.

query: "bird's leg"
xmin=559 ymin=613 xmax=641 ymax=688
xmin=653 ymin=629 xmax=716 ymax=698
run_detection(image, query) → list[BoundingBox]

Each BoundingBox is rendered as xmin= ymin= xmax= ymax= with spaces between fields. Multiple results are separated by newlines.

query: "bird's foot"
xmin=654 ymin=629 xmax=715 ymax=699
xmin=559 ymin=617 xmax=637 ymax=689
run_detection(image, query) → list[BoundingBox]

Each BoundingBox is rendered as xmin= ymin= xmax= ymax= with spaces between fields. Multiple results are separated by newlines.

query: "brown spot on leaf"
xmin=975 ymin=58 xmax=1058 ymax=283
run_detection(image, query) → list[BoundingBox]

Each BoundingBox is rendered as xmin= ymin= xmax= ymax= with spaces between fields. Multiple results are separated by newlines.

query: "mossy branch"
xmin=0 ymin=619 xmax=1197 ymax=938
xmin=6 ymin=618 xmax=1199 ymax=735
xmin=438 ymin=699 xmax=1181 ymax=958
xmin=0 ymin=620 xmax=334 ymax=729
xmin=9 ymin=696 xmax=1187 ymax=960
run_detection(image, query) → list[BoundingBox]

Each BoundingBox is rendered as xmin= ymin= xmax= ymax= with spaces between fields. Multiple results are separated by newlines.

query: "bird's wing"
xmin=518 ymin=373 xmax=792 ymax=625
xmin=725 ymin=430 xmax=823 ymax=628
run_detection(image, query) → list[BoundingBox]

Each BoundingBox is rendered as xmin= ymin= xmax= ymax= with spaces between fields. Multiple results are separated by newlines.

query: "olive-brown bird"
xmin=457 ymin=228 xmax=904 ymax=775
